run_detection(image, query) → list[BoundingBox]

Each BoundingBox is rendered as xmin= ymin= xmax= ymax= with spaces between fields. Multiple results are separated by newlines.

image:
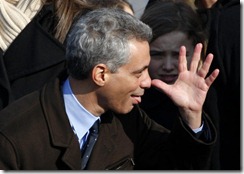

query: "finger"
xmin=190 ymin=43 xmax=202 ymax=73
xmin=151 ymin=79 xmax=171 ymax=94
xmin=178 ymin=46 xmax=187 ymax=73
xmin=205 ymin=69 xmax=220 ymax=87
xmin=197 ymin=53 xmax=214 ymax=78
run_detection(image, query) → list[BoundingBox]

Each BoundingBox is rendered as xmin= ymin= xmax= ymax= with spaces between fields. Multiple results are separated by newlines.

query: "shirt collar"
xmin=62 ymin=78 xmax=99 ymax=142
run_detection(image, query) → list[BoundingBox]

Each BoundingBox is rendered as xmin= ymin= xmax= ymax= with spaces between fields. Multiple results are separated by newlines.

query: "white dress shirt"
xmin=62 ymin=78 xmax=99 ymax=149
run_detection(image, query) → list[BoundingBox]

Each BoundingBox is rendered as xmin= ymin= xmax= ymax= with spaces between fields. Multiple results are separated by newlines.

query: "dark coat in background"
xmin=204 ymin=0 xmax=240 ymax=170
xmin=0 ymin=76 xmax=217 ymax=170
xmin=0 ymin=4 xmax=66 ymax=110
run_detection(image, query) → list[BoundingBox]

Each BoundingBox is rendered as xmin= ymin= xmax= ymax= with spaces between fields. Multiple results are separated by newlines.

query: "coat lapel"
xmin=61 ymin=135 xmax=82 ymax=169
xmin=87 ymin=111 xmax=118 ymax=169
xmin=41 ymin=78 xmax=81 ymax=169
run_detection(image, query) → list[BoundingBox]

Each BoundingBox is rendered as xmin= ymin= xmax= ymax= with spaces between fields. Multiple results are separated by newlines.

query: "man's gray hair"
xmin=65 ymin=8 xmax=152 ymax=79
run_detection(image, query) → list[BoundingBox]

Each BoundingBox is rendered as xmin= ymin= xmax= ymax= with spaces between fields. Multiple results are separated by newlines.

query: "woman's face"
xmin=149 ymin=31 xmax=194 ymax=84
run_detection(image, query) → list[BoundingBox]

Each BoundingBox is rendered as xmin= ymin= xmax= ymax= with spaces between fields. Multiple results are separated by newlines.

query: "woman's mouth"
xmin=159 ymin=75 xmax=178 ymax=84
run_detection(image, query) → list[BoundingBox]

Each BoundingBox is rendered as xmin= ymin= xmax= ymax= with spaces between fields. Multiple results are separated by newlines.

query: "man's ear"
xmin=92 ymin=64 xmax=109 ymax=86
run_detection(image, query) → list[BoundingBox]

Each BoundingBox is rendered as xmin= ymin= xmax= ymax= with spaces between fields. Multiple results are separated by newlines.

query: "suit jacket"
xmin=0 ymin=76 xmax=217 ymax=170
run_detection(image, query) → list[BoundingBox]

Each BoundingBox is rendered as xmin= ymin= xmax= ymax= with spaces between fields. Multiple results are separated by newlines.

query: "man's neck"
xmin=68 ymin=76 xmax=104 ymax=117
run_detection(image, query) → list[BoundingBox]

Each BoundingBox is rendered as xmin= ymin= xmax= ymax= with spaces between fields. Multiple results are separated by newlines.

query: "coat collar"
xmin=40 ymin=77 xmax=81 ymax=169
xmin=39 ymin=77 xmax=120 ymax=169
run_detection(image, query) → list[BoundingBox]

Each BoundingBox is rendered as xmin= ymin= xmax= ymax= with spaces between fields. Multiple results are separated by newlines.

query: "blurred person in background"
xmin=140 ymin=0 xmax=220 ymax=169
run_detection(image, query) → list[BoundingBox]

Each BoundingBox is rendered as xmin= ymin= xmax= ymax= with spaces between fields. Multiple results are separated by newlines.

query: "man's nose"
xmin=141 ymin=71 xmax=151 ymax=89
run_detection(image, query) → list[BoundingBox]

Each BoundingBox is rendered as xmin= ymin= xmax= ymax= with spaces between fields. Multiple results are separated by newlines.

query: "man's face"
xmin=149 ymin=31 xmax=194 ymax=84
xmin=100 ymin=39 xmax=151 ymax=114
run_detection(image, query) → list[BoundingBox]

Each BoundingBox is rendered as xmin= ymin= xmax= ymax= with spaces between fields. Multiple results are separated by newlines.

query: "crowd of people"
xmin=0 ymin=0 xmax=240 ymax=170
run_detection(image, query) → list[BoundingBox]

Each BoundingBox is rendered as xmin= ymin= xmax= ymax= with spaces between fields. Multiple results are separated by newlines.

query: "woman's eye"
xmin=172 ymin=52 xmax=179 ymax=58
xmin=150 ymin=51 xmax=162 ymax=56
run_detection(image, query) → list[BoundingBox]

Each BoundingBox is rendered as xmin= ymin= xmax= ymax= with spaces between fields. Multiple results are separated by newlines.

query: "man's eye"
xmin=135 ymin=72 xmax=142 ymax=78
xmin=134 ymin=70 xmax=145 ymax=78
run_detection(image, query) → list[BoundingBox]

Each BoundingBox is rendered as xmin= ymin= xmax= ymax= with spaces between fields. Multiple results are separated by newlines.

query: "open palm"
xmin=151 ymin=43 xmax=219 ymax=128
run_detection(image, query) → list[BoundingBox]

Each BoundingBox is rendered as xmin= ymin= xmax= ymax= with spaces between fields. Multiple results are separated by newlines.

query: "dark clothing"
xmin=204 ymin=0 xmax=240 ymax=170
xmin=0 ymin=4 xmax=66 ymax=110
xmin=144 ymin=0 xmax=240 ymax=169
xmin=140 ymin=86 xmax=220 ymax=169
xmin=0 ymin=48 xmax=12 ymax=109
xmin=0 ymin=76 xmax=217 ymax=170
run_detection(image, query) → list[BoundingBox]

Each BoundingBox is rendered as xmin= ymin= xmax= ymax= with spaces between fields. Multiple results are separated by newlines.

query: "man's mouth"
xmin=131 ymin=95 xmax=142 ymax=104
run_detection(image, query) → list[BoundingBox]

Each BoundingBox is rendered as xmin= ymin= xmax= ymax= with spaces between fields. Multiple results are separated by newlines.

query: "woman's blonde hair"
xmin=48 ymin=0 xmax=133 ymax=43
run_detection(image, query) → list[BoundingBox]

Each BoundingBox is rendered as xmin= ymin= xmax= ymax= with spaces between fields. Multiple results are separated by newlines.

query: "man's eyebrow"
xmin=132 ymin=66 xmax=148 ymax=74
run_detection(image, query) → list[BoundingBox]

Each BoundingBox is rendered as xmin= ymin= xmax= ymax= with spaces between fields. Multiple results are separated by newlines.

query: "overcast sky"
xmin=127 ymin=0 xmax=149 ymax=18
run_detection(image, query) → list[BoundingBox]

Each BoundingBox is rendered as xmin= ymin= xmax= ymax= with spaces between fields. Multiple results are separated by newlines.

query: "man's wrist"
xmin=192 ymin=121 xmax=204 ymax=133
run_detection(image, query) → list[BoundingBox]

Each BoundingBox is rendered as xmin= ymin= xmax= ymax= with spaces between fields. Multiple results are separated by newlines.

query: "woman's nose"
xmin=162 ymin=56 xmax=175 ymax=71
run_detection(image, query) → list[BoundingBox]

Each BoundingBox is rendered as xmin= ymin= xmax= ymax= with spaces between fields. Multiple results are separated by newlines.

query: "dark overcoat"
xmin=0 ymin=4 xmax=65 ymax=110
xmin=0 ymin=77 xmax=216 ymax=170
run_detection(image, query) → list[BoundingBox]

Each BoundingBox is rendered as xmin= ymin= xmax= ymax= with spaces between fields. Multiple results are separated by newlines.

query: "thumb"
xmin=151 ymin=79 xmax=171 ymax=95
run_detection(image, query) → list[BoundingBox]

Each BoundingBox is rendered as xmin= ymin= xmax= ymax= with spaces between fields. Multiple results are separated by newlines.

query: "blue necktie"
xmin=81 ymin=120 xmax=99 ymax=169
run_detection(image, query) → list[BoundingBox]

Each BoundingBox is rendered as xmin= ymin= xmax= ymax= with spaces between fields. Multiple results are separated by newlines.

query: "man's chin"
xmin=113 ymin=105 xmax=135 ymax=114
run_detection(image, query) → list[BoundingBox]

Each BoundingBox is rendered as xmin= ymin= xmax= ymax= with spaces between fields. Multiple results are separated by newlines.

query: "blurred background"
xmin=128 ymin=0 xmax=149 ymax=18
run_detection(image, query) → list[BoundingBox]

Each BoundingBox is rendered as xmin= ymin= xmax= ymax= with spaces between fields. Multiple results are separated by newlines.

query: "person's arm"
xmin=134 ymin=105 xmax=217 ymax=169
xmin=151 ymin=43 xmax=219 ymax=131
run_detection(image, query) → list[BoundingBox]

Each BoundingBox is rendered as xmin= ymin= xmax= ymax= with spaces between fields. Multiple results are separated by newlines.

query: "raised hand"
xmin=151 ymin=43 xmax=219 ymax=129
